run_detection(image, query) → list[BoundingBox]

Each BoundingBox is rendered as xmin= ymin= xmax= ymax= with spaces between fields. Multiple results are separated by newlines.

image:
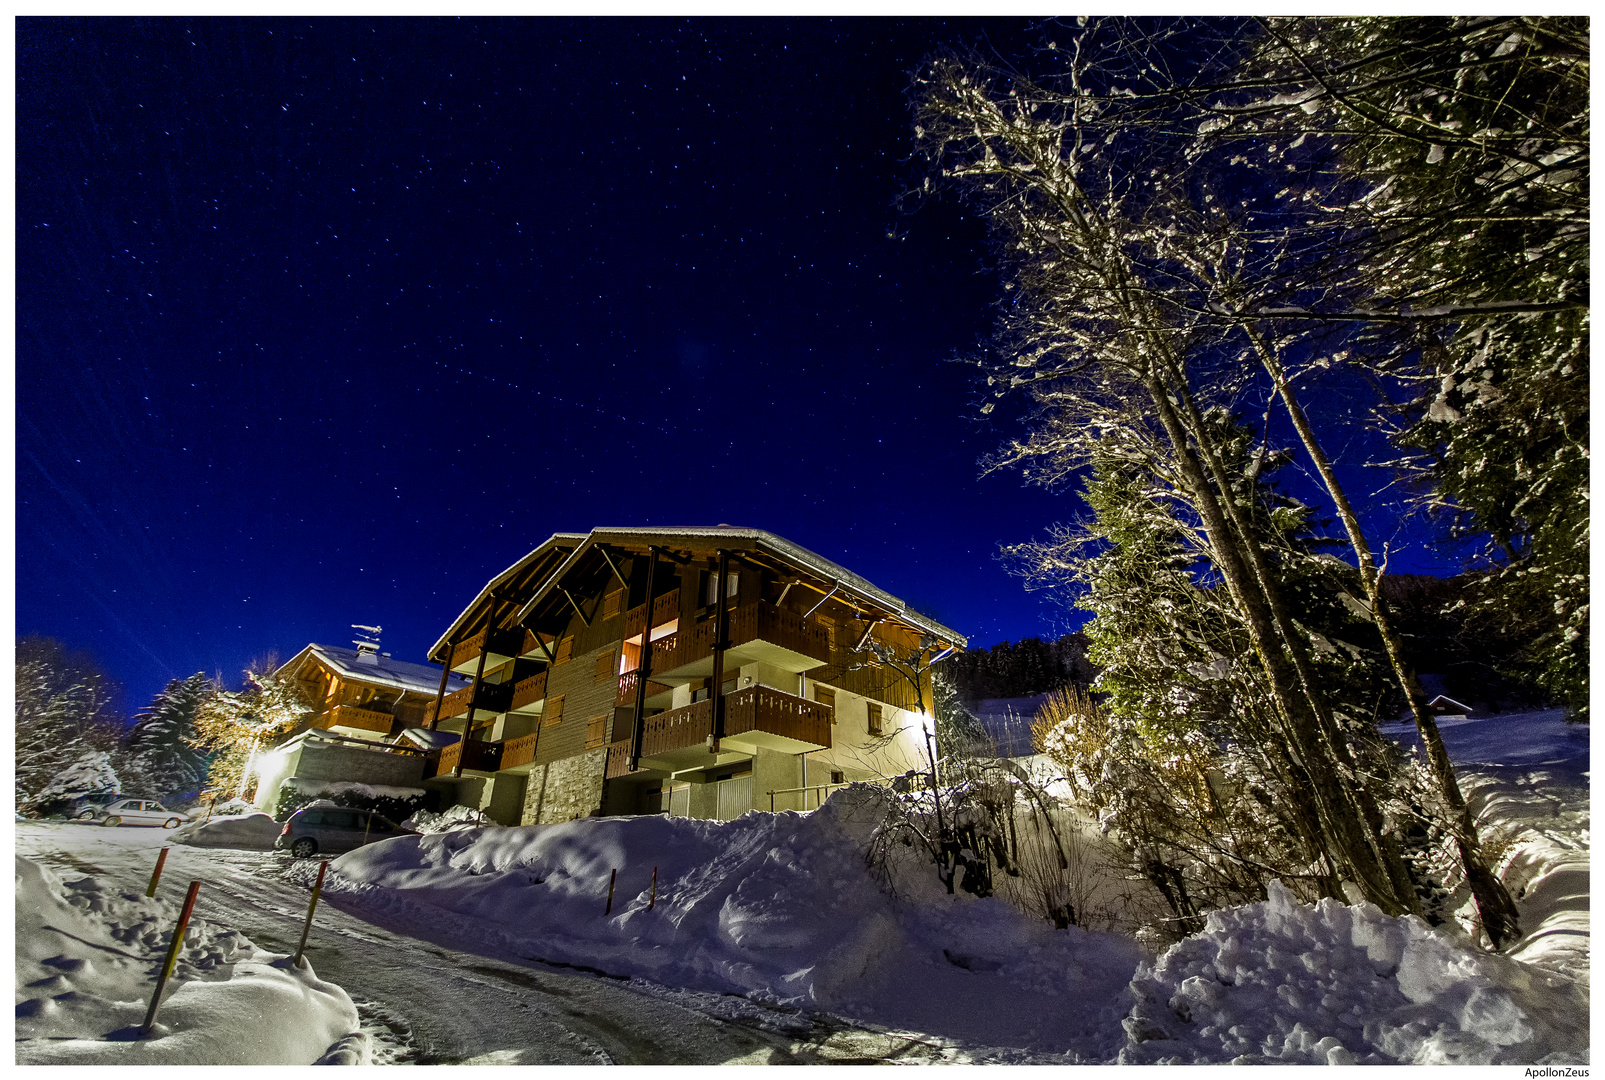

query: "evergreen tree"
xmin=125 ymin=672 xmax=215 ymax=805
xmin=14 ymin=637 xmax=119 ymax=809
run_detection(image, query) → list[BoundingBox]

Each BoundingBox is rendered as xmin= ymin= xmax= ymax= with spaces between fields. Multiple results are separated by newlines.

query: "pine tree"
xmin=14 ymin=637 xmax=119 ymax=809
xmin=125 ymin=672 xmax=215 ymax=805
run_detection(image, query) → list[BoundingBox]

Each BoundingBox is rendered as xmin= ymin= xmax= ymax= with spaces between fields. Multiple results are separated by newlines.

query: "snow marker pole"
xmin=295 ymin=861 xmax=330 ymax=967
xmin=648 ymin=866 xmax=657 ymax=911
xmin=604 ymin=868 xmax=617 ymax=915
xmin=146 ymin=848 xmax=170 ymax=897
xmin=140 ymin=879 xmax=201 ymax=1037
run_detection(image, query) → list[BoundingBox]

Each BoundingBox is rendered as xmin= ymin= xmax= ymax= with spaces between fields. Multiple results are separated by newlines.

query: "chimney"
xmin=352 ymin=623 xmax=383 ymax=664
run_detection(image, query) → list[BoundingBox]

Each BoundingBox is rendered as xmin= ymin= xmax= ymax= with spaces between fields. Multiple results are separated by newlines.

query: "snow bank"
xmin=15 ymin=856 xmax=363 ymax=1064
xmin=322 ymin=788 xmax=1143 ymax=1060
xmin=1121 ymin=880 xmax=1588 ymax=1064
xmin=400 ymin=803 xmax=500 ymax=834
xmin=284 ymin=778 xmax=428 ymax=801
xmin=171 ymin=811 xmax=283 ymax=850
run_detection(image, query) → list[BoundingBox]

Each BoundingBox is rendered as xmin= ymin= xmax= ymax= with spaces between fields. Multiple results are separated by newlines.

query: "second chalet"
xmin=416 ymin=526 xmax=967 ymax=826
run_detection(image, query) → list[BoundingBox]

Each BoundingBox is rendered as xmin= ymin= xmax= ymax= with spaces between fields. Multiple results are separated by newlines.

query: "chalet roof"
xmin=279 ymin=643 xmax=467 ymax=697
xmin=428 ymin=525 xmax=967 ymax=661
xmin=1427 ymin=694 xmax=1473 ymax=715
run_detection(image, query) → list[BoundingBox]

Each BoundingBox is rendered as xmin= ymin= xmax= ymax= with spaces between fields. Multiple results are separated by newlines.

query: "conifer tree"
xmin=125 ymin=672 xmax=215 ymax=805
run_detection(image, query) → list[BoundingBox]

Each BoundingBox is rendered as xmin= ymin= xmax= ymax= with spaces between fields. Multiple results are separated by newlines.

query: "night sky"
xmin=17 ymin=17 xmax=1459 ymax=712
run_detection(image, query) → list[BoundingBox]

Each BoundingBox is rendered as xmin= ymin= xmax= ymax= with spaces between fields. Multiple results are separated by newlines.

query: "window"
xmin=702 ymin=570 xmax=739 ymax=606
xmin=554 ymin=636 xmax=574 ymax=664
xmin=867 ymin=703 xmax=883 ymax=736
xmin=585 ymin=714 xmax=608 ymax=749
xmin=602 ymin=589 xmax=623 ymax=618
xmin=830 ymin=770 xmax=845 ymax=785
xmin=544 ymin=695 xmax=565 ymax=727
xmin=815 ymin=686 xmax=836 ymax=723
xmin=595 ymin=651 xmax=615 ymax=681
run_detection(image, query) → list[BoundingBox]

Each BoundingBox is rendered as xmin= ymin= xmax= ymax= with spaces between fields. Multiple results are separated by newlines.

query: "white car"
xmin=79 ymin=798 xmax=189 ymax=829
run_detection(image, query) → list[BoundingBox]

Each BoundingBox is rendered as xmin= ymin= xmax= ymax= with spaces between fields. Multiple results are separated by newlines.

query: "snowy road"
xmin=15 ymin=823 xmax=951 ymax=1065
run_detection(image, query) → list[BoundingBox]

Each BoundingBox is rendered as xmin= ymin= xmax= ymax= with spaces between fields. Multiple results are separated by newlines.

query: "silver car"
xmin=81 ymin=798 xmax=189 ymax=829
xmin=274 ymin=807 xmax=407 ymax=858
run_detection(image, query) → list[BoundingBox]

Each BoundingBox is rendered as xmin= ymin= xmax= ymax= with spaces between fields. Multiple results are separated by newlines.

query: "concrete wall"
xmin=521 ymin=746 xmax=608 ymax=824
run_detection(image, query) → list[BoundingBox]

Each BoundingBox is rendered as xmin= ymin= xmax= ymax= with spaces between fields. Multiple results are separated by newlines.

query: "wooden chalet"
xmin=277 ymin=640 xmax=470 ymax=740
xmin=420 ymin=527 xmax=967 ymax=826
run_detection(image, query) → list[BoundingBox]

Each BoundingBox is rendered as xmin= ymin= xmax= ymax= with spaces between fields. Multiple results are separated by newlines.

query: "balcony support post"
xmin=627 ymin=547 xmax=662 ymax=771
xmin=709 ymin=548 xmax=732 ymax=754
xmin=456 ymin=603 xmax=503 ymax=779
xmin=428 ymin=634 xmax=461 ymax=732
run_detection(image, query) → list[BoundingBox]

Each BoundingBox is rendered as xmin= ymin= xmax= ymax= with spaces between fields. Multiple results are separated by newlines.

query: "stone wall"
xmin=521 ymin=746 xmax=608 ymax=825
xmin=291 ymin=742 xmax=427 ymax=787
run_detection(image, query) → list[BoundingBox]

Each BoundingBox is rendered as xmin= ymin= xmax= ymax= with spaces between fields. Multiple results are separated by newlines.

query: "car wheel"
xmin=76 ymin=810 xmax=97 ymax=821
xmin=102 ymin=816 xmax=122 ymax=827
xmin=164 ymin=818 xmax=182 ymax=829
xmin=291 ymin=837 xmax=318 ymax=858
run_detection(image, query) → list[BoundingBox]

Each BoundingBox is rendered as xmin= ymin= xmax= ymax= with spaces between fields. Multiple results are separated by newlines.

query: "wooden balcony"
xmin=603 ymin=686 xmax=831 ymax=777
xmin=427 ymin=738 xmax=505 ymax=778
xmin=319 ymin=705 xmax=396 ymax=734
xmin=724 ymin=685 xmax=832 ymax=748
xmin=509 ymin=671 xmax=548 ymax=712
xmin=623 ymin=589 xmax=680 ymax=636
xmin=447 ymin=624 xmax=531 ymax=672
xmin=500 ymin=731 xmax=541 ymax=771
xmin=649 ymin=602 xmax=829 ymax=678
xmin=426 ymin=680 xmax=516 ymax=725
xmin=615 ymin=670 xmax=671 ymax=707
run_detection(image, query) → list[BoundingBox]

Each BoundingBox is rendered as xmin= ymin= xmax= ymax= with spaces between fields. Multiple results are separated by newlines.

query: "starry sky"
xmin=17 ymin=17 xmax=1074 ymax=708
xmin=17 ymin=17 xmax=1461 ymax=712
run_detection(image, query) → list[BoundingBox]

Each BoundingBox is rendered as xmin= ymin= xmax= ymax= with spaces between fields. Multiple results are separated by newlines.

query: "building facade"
xmin=420 ymin=527 xmax=967 ymax=826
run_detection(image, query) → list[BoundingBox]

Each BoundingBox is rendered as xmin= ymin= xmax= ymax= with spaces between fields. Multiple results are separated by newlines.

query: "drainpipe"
xmin=708 ymin=549 xmax=732 ymax=755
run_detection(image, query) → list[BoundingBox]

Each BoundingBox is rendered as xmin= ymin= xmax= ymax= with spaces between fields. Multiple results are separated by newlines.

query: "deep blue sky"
xmin=17 ymin=17 xmax=1459 ymax=711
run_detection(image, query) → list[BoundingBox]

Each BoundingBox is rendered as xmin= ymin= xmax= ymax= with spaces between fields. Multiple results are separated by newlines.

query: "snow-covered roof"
xmin=1427 ymin=694 xmax=1473 ymax=715
xmin=280 ymin=643 xmax=467 ymax=697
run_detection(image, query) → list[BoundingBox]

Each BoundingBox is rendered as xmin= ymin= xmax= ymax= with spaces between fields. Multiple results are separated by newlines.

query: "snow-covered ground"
xmin=15 ymin=853 xmax=364 ymax=1064
xmin=313 ymin=708 xmax=1588 ymax=1064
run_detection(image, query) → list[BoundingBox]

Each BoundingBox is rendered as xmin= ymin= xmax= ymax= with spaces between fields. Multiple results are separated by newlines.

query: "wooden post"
xmin=604 ymin=868 xmax=617 ymax=915
xmin=145 ymin=848 xmax=169 ymax=898
xmin=628 ymin=549 xmax=661 ymax=771
xmin=649 ymin=866 xmax=657 ymax=911
xmin=708 ymin=549 xmax=732 ymax=753
xmin=294 ymin=861 xmax=329 ymax=967
xmin=457 ymin=603 xmax=502 ymax=778
xmin=140 ymin=879 xmax=201 ymax=1037
xmin=429 ymin=634 xmax=460 ymax=732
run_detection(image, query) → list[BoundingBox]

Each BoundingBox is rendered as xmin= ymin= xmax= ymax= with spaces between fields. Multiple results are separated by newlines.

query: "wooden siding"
xmin=323 ymin=704 xmax=395 ymax=734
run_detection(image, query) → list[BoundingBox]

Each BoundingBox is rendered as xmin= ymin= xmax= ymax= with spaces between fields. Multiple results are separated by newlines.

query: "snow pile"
xmin=284 ymin=778 xmax=427 ymax=801
xmin=171 ymin=811 xmax=283 ymax=850
xmin=323 ymin=787 xmax=1143 ymax=1060
xmin=15 ymin=856 xmax=363 ymax=1065
xmin=1121 ymin=880 xmax=1587 ymax=1064
xmin=400 ymin=804 xmax=500 ymax=834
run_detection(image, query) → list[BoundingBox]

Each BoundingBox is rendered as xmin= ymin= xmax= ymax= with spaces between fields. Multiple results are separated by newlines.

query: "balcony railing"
xmin=501 ymin=731 xmax=540 ymax=771
xmin=447 ymin=625 xmax=530 ymax=670
xmin=615 ymin=670 xmax=671 ymax=706
xmin=602 ymin=686 xmax=831 ymax=777
xmin=509 ymin=671 xmax=548 ymax=711
xmin=724 ymin=685 xmax=832 ymax=747
xmin=321 ymin=705 xmax=396 ymax=734
xmin=623 ymin=589 xmax=680 ymax=636
xmin=427 ymin=738 xmax=505 ymax=778
xmin=649 ymin=602 xmax=829 ymax=674
xmin=426 ymin=680 xmax=516 ymax=725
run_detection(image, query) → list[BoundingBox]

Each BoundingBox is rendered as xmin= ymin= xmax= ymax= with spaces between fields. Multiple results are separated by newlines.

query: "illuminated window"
xmin=702 ymin=571 xmax=739 ymax=606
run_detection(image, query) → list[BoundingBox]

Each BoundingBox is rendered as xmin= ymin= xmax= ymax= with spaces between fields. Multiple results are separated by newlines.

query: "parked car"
xmin=79 ymin=798 xmax=189 ymax=829
xmin=275 ymin=807 xmax=409 ymax=858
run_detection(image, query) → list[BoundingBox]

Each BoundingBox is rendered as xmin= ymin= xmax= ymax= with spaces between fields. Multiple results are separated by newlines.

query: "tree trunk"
xmin=1244 ymin=324 xmax=1521 ymax=947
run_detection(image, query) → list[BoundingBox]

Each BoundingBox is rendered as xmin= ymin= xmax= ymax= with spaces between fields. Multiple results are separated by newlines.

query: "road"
xmin=15 ymin=822 xmax=954 ymax=1064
